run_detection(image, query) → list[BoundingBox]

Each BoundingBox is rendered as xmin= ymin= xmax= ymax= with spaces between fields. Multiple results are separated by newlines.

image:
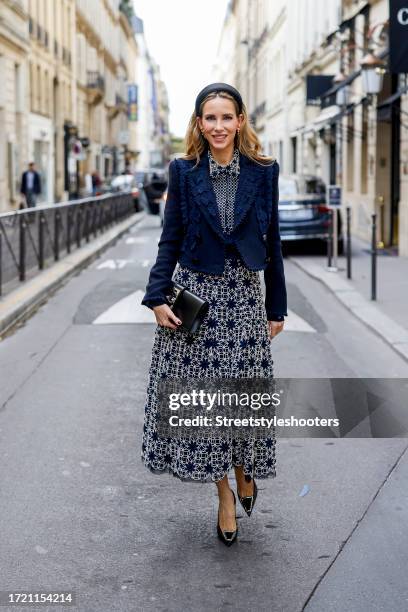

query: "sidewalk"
xmin=0 ymin=211 xmax=146 ymax=338
xmin=289 ymin=236 xmax=408 ymax=363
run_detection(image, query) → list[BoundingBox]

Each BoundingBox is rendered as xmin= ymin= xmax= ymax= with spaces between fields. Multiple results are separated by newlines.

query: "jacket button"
xmin=265 ymin=256 xmax=271 ymax=263
xmin=262 ymin=233 xmax=267 ymax=242
xmin=192 ymin=256 xmax=199 ymax=264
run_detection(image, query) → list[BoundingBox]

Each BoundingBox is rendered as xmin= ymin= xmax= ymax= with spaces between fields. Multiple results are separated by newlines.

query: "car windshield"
xmin=279 ymin=177 xmax=298 ymax=196
xmin=304 ymin=178 xmax=326 ymax=194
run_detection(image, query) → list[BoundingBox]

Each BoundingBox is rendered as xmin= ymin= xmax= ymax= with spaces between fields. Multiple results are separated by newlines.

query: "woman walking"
xmin=141 ymin=83 xmax=287 ymax=546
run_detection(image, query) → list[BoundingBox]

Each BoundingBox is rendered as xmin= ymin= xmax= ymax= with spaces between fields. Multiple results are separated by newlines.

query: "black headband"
xmin=195 ymin=82 xmax=243 ymax=116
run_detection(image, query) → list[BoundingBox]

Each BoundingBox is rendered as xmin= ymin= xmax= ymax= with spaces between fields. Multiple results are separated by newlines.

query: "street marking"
xmin=95 ymin=258 xmax=134 ymax=269
xmin=92 ymin=290 xmax=156 ymax=324
xmin=94 ymin=258 xmax=150 ymax=269
xmin=125 ymin=236 xmax=148 ymax=244
xmin=92 ymin=296 xmax=316 ymax=331
xmin=283 ymin=309 xmax=316 ymax=333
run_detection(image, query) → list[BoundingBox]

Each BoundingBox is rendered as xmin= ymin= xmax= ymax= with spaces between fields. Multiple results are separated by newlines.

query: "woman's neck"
xmin=209 ymin=144 xmax=235 ymax=167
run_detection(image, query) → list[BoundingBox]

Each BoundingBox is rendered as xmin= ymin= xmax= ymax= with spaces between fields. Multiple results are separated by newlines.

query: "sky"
xmin=133 ymin=0 xmax=230 ymax=138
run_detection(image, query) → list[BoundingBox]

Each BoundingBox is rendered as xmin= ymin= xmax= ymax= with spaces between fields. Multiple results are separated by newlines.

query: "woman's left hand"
xmin=268 ymin=320 xmax=284 ymax=340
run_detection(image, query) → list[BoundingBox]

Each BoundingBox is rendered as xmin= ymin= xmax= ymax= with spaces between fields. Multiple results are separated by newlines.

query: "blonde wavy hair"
xmin=181 ymin=90 xmax=276 ymax=167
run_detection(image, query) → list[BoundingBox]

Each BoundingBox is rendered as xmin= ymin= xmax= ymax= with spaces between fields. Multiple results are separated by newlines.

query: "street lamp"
xmin=360 ymin=52 xmax=386 ymax=96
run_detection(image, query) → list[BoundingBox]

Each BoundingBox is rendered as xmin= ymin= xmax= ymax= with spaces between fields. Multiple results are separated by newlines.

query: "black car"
xmin=278 ymin=175 xmax=343 ymax=253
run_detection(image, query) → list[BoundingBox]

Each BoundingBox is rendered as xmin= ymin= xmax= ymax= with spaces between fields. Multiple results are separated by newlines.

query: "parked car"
xmin=159 ymin=189 xmax=167 ymax=226
xmin=109 ymin=173 xmax=141 ymax=211
xmin=278 ymin=174 xmax=343 ymax=253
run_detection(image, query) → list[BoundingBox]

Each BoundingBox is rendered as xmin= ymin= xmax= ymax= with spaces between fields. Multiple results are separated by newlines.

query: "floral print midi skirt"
xmin=141 ymin=255 xmax=277 ymax=483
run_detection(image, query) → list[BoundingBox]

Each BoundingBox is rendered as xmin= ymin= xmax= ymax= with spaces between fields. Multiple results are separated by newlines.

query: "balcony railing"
xmin=86 ymin=71 xmax=105 ymax=92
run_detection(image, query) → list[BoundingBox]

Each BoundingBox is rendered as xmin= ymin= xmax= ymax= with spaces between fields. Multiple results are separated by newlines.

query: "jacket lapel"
xmin=187 ymin=150 xmax=266 ymax=241
xmin=233 ymin=153 xmax=265 ymax=232
xmin=187 ymin=152 xmax=225 ymax=242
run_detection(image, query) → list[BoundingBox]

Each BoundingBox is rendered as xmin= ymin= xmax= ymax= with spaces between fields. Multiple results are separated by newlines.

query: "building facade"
xmin=0 ymin=0 xmax=30 ymax=212
xmin=0 ymin=0 xmax=171 ymax=210
xmin=215 ymin=0 xmax=408 ymax=255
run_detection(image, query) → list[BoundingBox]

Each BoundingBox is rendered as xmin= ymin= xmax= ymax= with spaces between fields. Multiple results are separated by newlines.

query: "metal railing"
xmin=86 ymin=71 xmax=105 ymax=92
xmin=0 ymin=193 xmax=134 ymax=297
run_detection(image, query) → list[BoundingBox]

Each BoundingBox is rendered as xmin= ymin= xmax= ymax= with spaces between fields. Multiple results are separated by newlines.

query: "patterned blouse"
xmin=207 ymin=146 xmax=240 ymax=235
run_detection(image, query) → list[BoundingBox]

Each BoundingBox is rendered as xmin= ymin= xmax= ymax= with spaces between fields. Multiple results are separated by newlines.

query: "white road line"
xmin=95 ymin=259 xmax=134 ymax=270
xmin=92 ymin=295 xmax=316 ymax=331
xmin=93 ymin=290 xmax=155 ymax=324
xmin=283 ymin=309 xmax=316 ymax=333
xmin=125 ymin=236 xmax=148 ymax=244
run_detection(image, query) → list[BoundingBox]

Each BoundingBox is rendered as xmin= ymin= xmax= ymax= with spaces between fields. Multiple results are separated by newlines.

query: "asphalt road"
xmin=0 ymin=214 xmax=407 ymax=612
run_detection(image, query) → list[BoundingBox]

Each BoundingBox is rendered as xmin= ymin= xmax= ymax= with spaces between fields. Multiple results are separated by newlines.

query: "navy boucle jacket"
xmin=141 ymin=151 xmax=287 ymax=319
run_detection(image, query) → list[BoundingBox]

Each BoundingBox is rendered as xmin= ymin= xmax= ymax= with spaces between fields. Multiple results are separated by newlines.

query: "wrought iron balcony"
xmin=86 ymin=71 xmax=105 ymax=104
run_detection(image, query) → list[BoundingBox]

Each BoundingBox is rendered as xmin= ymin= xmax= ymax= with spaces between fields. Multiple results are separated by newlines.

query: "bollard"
xmin=0 ymin=232 xmax=2 ymax=296
xmin=346 ymin=206 xmax=352 ymax=279
xmin=327 ymin=209 xmax=333 ymax=268
xmin=371 ymin=213 xmax=377 ymax=300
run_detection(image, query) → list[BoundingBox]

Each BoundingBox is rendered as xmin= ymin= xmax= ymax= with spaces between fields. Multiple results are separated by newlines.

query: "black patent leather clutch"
xmin=166 ymin=281 xmax=209 ymax=334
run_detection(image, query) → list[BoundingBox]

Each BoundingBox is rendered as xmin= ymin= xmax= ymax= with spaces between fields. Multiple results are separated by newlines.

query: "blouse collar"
xmin=208 ymin=147 xmax=240 ymax=179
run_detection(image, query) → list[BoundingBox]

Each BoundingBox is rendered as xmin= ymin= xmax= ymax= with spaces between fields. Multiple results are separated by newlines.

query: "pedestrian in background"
xmin=141 ymin=83 xmax=287 ymax=546
xmin=91 ymin=170 xmax=101 ymax=196
xmin=20 ymin=162 xmax=41 ymax=208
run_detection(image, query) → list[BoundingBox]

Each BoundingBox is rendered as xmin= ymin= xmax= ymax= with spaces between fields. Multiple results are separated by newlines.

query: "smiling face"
xmin=196 ymin=95 xmax=243 ymax=155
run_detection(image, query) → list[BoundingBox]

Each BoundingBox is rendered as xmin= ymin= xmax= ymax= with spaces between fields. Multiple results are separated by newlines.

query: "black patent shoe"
xmin=217 ymin=490 xmax=238 ymax=547
xmin=237 ymin=475 xmax=258 ymax=517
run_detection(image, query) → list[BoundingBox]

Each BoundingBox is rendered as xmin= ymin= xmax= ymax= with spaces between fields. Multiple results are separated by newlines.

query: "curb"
xmin=289 ymin=256 xmax=408 ymax=364
xmin=0 ymin=211 xmax=146 ymax=339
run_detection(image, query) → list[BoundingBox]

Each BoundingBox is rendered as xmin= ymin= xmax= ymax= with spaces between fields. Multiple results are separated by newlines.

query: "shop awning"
xmin=312 ymin=105 xmax=342 ymax=129
xmin=291 ymin=105 xmax=343 ymax=136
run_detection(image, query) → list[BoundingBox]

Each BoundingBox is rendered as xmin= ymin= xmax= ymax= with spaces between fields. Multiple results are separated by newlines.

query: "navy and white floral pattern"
xmin=208 ymin=147 xmax=240 ymax=234
xmin=141 ymin=150 xmax=277 ymax=483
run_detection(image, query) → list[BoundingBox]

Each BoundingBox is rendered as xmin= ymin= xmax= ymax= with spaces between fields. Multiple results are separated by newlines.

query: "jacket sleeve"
xmin=263 ymin=161 xmax=288 ymax=319
xmin=141 ymin=159 xmax=184 ymax=309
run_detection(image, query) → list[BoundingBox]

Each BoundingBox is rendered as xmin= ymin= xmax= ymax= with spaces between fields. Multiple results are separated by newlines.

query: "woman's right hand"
xmin=152 ymin=304 xmax=182 ymax=330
